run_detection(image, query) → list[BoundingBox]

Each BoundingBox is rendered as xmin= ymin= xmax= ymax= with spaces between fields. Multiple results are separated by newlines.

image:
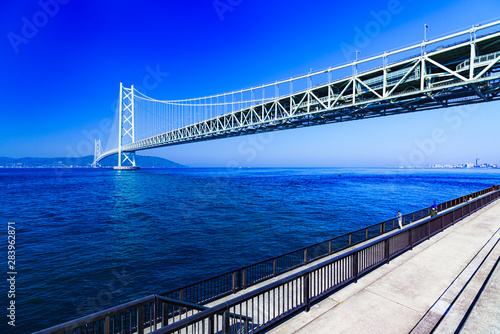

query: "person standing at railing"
xmin=397 ymin=211 xmax=403 ymax=229
xmin=431 ymin=201 xmax=437 ymax=217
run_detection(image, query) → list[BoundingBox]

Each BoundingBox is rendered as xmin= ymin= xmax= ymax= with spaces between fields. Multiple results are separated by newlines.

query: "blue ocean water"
xmin=1 ymin=167 xmax=499 ymax=333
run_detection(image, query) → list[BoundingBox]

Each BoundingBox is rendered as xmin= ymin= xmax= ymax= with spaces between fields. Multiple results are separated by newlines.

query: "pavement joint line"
xmin=362 ymin=288 xmax=423 ymax=313
xmin=287 ymin=300 xmax=345 ymax=334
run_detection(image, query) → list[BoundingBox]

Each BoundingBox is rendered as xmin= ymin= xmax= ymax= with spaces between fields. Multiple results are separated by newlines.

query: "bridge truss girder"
xmin=95 ymin=25 xmax=500 ymax=163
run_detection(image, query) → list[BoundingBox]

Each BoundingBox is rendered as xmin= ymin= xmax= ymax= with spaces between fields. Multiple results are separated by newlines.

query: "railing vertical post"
xmin=242 ymin=268 xmax=247 ymax=289
xmin=232 ymin=271 xmax=237 ymax=293
xmin=273 ymin=259 xmax=277 ymax=277
xmin=304 ymin=274 xmax=310 ymax=312
xmin=209 ymin=315 xmax=215 ymax=334
xmin=137 ymin=305 xmax=144 ymax=334
xmin=153 ymin=297 xmax=157 ymax=331
xmin=441 ymin=215 xmax=444 ymax=231
xmin=244 ymin=318 xmax=249 ymax=333
xmin=353 ymin=252 xmax=359 ymax=283
xmin=223 ymin=309 xmax=230 ymax=333
xmin=409 ymin=227 xmax=413 ymax=250
xmin=349 ymin=234 xmax=352 ymax=246
xmin=365 ymin=228 xmax=369 ymax=240
xmin=104 ymin=316 xmax=110 ymax=334
xmin=412 ymin=212 xmax=415 ymax=222
xmin=179 ymin=289 xmax=184 ymax=301
xmin=328 ymin=240 xmax=332 ymax=254
xmin=304 ymin=249 xmax=308 ymax=264
xmin=161 ymin=301 xmax=168 ymax=328
xmin=385 ymin=239 xmax=390 ymax=264
xmin=427 ymin=221 xmax=431 ymax=240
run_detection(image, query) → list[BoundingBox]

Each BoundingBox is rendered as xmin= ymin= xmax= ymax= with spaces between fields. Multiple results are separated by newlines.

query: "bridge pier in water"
xmin=113 ymin=165 xmax=140 ymax=170
xmin=114 ymin=151 xmax=139 ymax=170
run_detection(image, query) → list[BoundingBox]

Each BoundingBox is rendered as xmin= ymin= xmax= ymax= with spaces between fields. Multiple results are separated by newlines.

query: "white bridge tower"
xmin=115 ymin=83 xmax=139 ymax=170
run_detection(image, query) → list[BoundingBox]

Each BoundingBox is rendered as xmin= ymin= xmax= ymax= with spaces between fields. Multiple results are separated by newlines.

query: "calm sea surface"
xmin=1 ymin=167 xmax=499 ymax=333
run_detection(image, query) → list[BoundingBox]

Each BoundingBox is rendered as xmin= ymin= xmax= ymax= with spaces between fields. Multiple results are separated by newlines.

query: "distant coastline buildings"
xmin=401 ymin=158 xmax=500 ymax=169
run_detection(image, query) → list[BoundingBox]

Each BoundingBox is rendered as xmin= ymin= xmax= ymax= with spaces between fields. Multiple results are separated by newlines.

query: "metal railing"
xmin=32 ymin=294 xmax=250 ymax=334
xmin=33 ymin=186 xmax=499 ymax=334
xmin=157 ymin=186 xmax=498 ymax=307
xmin=153 ymin=188 xmax=500 ymax=334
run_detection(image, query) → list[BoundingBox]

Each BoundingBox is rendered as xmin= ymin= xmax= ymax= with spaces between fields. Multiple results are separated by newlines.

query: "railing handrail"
xmin=154 ymin=189 xmax=500 ymax=333
xmin=32 ymin=294 xmax=156 ymax=334
xmin=155 ymin=295 xmax=253 ymax=322
xmin=155 ymin=295 xmax=207 ymax=311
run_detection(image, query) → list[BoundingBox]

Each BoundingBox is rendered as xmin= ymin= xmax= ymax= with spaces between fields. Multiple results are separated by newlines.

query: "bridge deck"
xmin=267 ymin=198 xmax=500 ymax=334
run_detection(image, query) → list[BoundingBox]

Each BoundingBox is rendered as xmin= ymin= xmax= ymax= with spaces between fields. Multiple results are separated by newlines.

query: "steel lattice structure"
xmin=94 ymin=20 xmax=500 ymax=166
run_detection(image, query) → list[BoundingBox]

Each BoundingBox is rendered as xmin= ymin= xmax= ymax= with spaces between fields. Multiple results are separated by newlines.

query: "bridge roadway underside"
xmin=265 ymin=198 xmax=500 ymax=334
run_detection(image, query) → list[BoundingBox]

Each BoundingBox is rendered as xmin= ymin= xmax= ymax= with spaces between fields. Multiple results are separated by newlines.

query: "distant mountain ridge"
xmin=0 ymin=155 xmax=186 ymax=168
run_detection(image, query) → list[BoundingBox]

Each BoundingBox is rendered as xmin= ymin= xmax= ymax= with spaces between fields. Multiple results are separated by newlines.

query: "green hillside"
xmin=0 ymin=155 xmax=186 ymax=168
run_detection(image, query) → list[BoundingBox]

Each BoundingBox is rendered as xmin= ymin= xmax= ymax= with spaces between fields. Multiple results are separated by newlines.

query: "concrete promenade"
xmin=268 ymin=199 xmax=500 ymax=334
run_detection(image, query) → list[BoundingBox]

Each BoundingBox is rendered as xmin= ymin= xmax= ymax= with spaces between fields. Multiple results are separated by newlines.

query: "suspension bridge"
xmin=93 ymin=20 xmax=500 ymax=169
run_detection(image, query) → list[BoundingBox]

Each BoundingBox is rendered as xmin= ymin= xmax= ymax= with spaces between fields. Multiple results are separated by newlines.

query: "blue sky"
xmin=1 ymin=0 xmax=500 ymax=167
